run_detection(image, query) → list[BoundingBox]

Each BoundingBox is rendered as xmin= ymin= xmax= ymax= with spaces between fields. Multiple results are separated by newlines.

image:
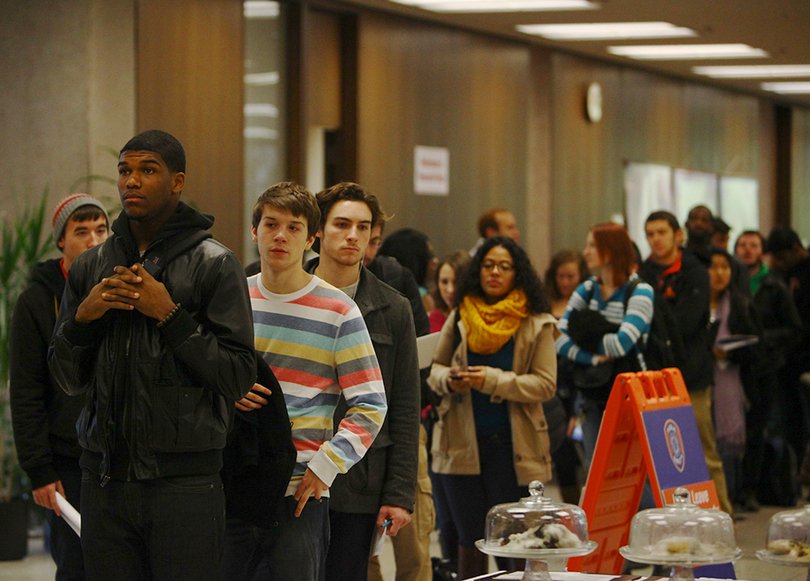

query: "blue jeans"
xmin=47 ymin=460 xmax=84 ymax=581
xmin=221 ymin=496 xmax=330 ymax=581
xmin=81 ymin=472 xmax=225 ymax=581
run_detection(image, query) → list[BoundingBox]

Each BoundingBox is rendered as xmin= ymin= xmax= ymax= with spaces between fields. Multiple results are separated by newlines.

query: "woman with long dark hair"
xmin=428 ymin=236 xmax=557 ymax=578
xmin=708 ymin=248 xmax=763 ymax=509
xmin=379 ymin=227 xmax=437 ymax=313
xmin=429 ymin=251 xmax=471 ymax=333
xmin=555 ymin=223 xmax=654 ymax=464
xmin=544 ymin=249 xmax=589 ymax=319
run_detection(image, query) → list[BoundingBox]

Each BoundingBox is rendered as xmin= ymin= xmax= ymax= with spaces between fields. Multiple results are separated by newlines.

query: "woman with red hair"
xmin=555 ymin=223 xmax=654 ymax=464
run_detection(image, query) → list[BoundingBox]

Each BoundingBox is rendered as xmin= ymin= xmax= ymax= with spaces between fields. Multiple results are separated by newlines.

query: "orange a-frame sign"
xmin=567 ymin=368 xmax=720 ymax=574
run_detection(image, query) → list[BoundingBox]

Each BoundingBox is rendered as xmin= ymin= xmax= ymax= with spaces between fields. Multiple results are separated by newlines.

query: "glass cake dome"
xmin=482 ymin=480 xmax=590 ymax=551
xmin=762 ymin=505 xmax=810 ymax=561
xmin=476 ymin=481 xmax=597 ymax=581
xmin=622 ymin=488 xmax=739 ymax=563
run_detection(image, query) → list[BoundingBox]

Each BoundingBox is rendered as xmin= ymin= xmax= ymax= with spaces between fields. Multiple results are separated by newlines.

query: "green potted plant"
xmin=0 ymin=191 xmax=53 ymax=560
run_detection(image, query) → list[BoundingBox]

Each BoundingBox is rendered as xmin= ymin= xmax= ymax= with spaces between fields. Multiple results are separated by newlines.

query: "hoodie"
xmin=10 ymin=258 xmax=84 ymax=489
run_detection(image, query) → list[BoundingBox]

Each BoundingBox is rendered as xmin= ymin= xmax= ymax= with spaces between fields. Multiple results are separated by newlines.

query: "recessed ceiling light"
xmin=517 ymin=22 xmax=696 ymax=40
xmin=389 ymin=0 xmax=598 ymax=13
xmin=761 ymin=82 xmax=810 ymax=94
xmin=693 ymin=65 xmax=810 ymax=78
xmin=244 ymin=1 xmax=279 ymax=18
xmin=607 ymin=43 xmax=769 ymax=60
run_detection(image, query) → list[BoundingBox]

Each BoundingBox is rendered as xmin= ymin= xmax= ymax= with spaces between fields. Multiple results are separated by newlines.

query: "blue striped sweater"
xmin=555 ymin=275 xmax=654 ymax=369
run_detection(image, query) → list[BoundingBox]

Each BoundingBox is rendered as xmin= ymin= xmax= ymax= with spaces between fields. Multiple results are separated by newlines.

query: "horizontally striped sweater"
xmin=248 ymin=274 xmax=387 ymax=497
xmin=555 ymin=274 xmax=654 ymax=368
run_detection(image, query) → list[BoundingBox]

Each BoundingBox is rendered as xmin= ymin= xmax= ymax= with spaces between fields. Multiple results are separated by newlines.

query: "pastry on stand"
xmin=618 ymin=488 xmax=741 ymax=581
xmin=476 ymin=481 xmax=597 ymax=581
xmin=756 ymin=504 xmax=810 ymax=580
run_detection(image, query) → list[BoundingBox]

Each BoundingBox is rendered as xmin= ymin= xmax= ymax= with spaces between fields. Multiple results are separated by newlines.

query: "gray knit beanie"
xmin=52 ymin=193 xmax=110 ymax=245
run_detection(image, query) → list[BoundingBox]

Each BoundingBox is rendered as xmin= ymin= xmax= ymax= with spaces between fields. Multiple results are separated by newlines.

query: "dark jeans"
xmin=718 ymin=442 xmax=743 ymax=505
xmin=551 ymin=437 xmax=580 ymax=488
xmin=437 ymin=432 xmax=527 ymax=549
xmin=47 ymin=460 xmax=84 ymax=581
xmin=221 ymin=496 xmax=329 ymax=581
xmin=324 ymin=510 xmax=378 ymax=581
xmin=429 ymin=464 xmax=459 ymax=561
xmin=581 ymin=398 xmax=607 ymax=468
xmin=81 ymin=472 xmax=224 ymax=581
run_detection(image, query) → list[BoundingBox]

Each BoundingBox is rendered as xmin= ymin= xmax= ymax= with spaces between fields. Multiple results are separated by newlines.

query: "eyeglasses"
xmin=481 ymin=261 xmax=514 ymax=273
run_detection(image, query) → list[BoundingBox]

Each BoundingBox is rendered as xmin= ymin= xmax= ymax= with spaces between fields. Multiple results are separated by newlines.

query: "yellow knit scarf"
xmin=459 ymin=289 xmax=529 ymax=355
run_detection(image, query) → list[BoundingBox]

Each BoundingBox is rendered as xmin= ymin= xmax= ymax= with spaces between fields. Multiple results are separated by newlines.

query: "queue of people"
xmin=8 ymin=128 xmax=810 ymax=581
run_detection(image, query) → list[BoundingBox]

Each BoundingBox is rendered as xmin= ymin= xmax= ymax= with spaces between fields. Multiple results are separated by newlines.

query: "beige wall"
xmin=0 ymin=0 xmax=135 ymax=225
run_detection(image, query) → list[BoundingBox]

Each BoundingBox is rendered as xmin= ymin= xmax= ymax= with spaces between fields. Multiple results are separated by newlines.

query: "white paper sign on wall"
xmin=414 ymin=146 xmax=449 ymax=196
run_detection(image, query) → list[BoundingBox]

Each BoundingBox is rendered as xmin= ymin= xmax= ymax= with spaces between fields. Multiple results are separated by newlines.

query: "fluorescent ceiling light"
xmin=389 ymin=0 xmax=598 ymax=13
xmin=761 ymin=82 xmax=810 ymax=94
xmin=244 ymin=72 xmax=280 ymax=86
xmin=608 ymin=43 xmax=768 ymax=60
xmin=693 ymin=65 xmax=810 ymax=78
xmin=244 ymin=1 xmax=279 ymax=19
xmin=517 ymin=22 xmax=696 ymax=40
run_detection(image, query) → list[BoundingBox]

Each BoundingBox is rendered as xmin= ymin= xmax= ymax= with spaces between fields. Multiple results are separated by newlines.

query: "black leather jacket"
xmin=48 ymin=204 xmax=256 ymax=483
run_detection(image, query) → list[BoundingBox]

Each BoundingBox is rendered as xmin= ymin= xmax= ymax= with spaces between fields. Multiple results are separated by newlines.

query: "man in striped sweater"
xmin=222 ymin=182 xmax=387 ymax=581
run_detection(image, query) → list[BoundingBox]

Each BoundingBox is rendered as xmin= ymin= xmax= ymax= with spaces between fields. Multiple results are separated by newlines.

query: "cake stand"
xmin=619 ymin=546 xmax=742 ymax=581
xmin=475 ymin=540 xmax=597 ymax=581
xmin=757 ymin=550 xmax=810 ymax=581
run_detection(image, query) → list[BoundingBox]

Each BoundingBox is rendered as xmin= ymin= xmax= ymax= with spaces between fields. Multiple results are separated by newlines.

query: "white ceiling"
xmin=340 ymin=0 xmax=810 ymax=106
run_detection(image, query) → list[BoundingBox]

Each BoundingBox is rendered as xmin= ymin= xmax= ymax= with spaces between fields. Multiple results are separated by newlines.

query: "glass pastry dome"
xmin=482 ymin=480 xmax=590 ymax=550
xmin=757 ymin=505 xmax=810 ymax=572
xmin=620 ymin=488 xmax=741 ymax=581
xmin=476 ymin=481 xmax=596 ymax=581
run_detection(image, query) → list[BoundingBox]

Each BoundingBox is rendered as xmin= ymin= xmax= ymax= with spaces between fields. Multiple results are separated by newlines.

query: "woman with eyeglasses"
xmin=428 ymin=236 xmax=557 ymax=578
xmin=554 ymin=223 xmax=654 ymax=465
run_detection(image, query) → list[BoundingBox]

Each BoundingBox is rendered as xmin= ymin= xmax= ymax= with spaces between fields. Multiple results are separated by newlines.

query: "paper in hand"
xmin=416 ymin=332 xmax=441 ymax=369
xmin=370 ymin=524 xmax=387 ymax=557
xmin=55 ymin=491 xmax=81 ymax=537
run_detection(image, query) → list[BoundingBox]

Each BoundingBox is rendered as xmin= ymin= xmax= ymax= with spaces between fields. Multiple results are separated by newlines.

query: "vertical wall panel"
xmin=525 ymin=47 xmax=554 ymax=271
xmin=137 ymin=0 xmax=245 ymax=259
xmin=306 ymin=10 xmax=342 ymax=129
xmin=356 ymin=11 xmax=535 ymax=261
xmin=793 ymin=108 xmax=810 ymax=237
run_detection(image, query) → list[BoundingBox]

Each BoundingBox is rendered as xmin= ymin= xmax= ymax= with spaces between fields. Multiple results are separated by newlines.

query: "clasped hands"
xmin=75 ymin=264 xmax=176 ymax=324
xmin=446 ymin=366 xmax=486 ymax=393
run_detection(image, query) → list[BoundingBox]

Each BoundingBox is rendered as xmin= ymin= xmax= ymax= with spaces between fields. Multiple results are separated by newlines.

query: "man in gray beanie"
xmin=10 ymin=193 xmax=109 ymax=580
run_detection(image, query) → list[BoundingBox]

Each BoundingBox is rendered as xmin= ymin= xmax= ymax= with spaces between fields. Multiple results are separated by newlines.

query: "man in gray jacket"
xmin=305 ymin=182 xmax=421 ymax=581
